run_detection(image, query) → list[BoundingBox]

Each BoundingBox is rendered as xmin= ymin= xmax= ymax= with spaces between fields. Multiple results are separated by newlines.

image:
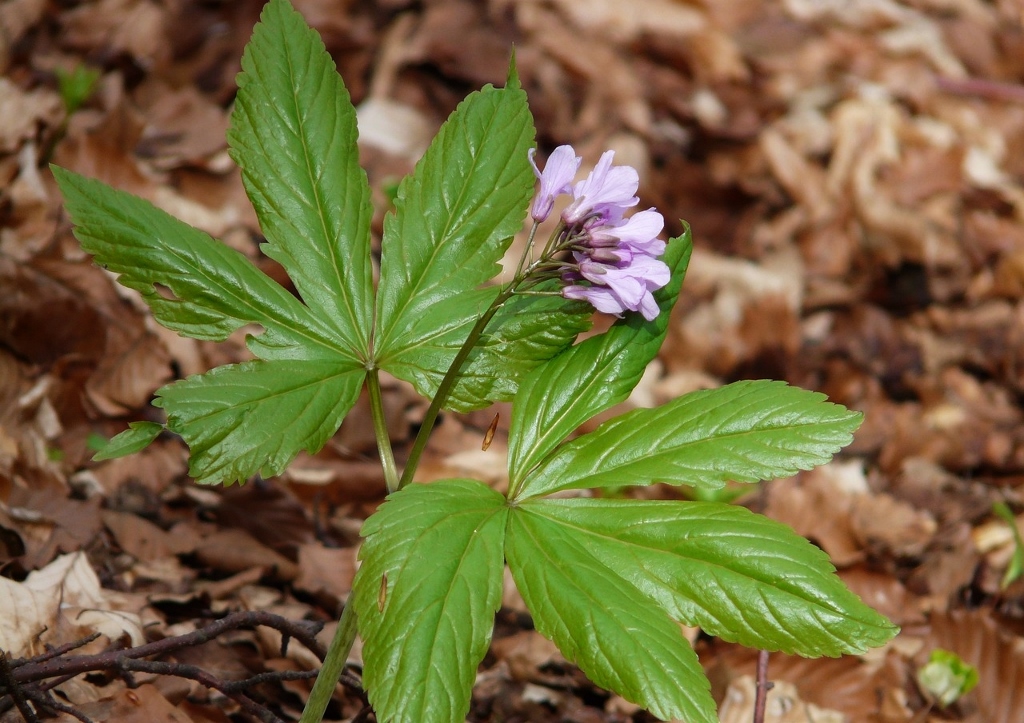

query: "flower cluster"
xmin=528 ymin=146 xmax=670 ymax=321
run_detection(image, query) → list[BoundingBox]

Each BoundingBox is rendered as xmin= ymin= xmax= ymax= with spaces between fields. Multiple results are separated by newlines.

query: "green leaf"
xmin=154 ymin=360 xmax=363 ymax=484
xmin=447 ymin=285 xmax=591 ymax=411
xmin=506 ymin=503 xmax=717 ymax=723
xmin=392 ymin=281 xmax=591 ymax=413
xmin=506 ymin=48 xmax=520 ymax=90
xmin=56 ymin=64 xmax=100 ymax=114
xmin=51 ymin=166 xmax=349 ymax=362
xmin=353 ymin=480 xmax=508 ymax=723
xmin=917 ymin=649 xmax=979 ymax=707
xmin=92 ymin=422 xmax=164 ymax=461
xmin=508 ymin=227 xmax=692 ymax=489
xmin=229 ymin=0 xmax=374 ymax=359
xmin=375 ymin=81 xmax=535 ymax=395
xmin=519 ymin=498 xmax=898 ymax=656
xmin=993 ymin=501 xmax=1024 ymax=589
xmin=516 ymin=379 xmax=862 ymax=500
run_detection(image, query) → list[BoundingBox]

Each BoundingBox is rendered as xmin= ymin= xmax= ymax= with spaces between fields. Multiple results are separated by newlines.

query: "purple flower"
xmin=589 ymin=209 xmax=666 ymax=256
xmin=526 ymin=146 xmax=670 ymax=321
xmin=561 ymin=150 xmax=639 ymax=225
xmin=528 ymin=145 xmax=581 ymax=222
xmin=564 ymin=248 xmax=669 ymax=321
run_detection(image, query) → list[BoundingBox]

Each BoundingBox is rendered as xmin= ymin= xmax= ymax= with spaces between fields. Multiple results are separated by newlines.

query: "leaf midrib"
xmin=525 ymin=410 xmax=853 ymax=496
xmin=524 ymin=504 xmax=879 ymax=627
xmin=279 ymin=27 xmax=367 ymax=353
xmin=379 ymin=93 xmax=518 ymax=350
xmin=388 ymin=502 xmax=504 ymax=716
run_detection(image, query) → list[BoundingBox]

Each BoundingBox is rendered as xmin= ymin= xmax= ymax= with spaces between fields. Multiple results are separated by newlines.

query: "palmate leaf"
xmin=54 ymin=1 xmax=382 ymax=485
xmin=54 ymin=161 xmax=365 ymax=485
xmin=516 ymin=498 xmax=898 ymax=657
xmin=155 ymin=360 xmax=363 ymax=484
xmin=375 ymin=77 xmax=539 ymax=407
xmin=353 ymin=480 xmax=508 ymax=723
xmin=229 ymin=0 xmax=374 ymax=359
xmin=514 ymin=379 xmax=863 ymax=500
xmin=508 ymin=227 xmax=692 ymax=488
xmin=506 ymin=502 xmax=718 ymax=723
xmin=51 ymin=168 xmax=348 ymax=362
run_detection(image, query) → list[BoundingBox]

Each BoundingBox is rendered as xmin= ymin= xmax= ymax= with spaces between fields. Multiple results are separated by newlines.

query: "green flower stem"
xmin=397 ymin=285 xmax=516 ymax=490
xmin=396 ymin=226 xmax=575 ymax=491
xmin=367 ymin=369 xmax=400 ymax=493
xmin=299 ymin=601 xmax=358 ymax=723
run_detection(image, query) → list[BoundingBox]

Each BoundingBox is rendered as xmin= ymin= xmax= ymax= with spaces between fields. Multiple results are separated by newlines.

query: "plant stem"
xmin=753 ymin=649 xmax=771 ymax=723
xmin=299 ymin=603 xmax=358 ymax=723
xmin=367 ymin=369 xmax=400 ymax=493
xmin=397 ymin=285 xmax=516 ymax=490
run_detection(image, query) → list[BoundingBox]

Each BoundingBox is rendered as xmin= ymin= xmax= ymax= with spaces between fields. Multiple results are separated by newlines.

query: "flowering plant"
xmin=53 ymin=1 xmax=898 ymax=721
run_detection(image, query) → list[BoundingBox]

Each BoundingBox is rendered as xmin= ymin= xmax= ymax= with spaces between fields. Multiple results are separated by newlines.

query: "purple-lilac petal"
xmin=590 ymin=208 xmax=665 ymax=255
xmin=638 ymin=292 xmax=660 ymax=320
xmin=529 ymin=145 xmax=581 ymax=222
xmin=562 ymin=284 xmax=629 ymax=316
xmin=628 ymin=254 xmax=672 ymax=289
xmin=561 ymin=150 xmax=640 ymax=224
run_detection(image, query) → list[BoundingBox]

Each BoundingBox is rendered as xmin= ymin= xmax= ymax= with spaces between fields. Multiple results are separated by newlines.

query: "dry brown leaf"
xmin=102 ymin=509 xmax=190 ymax=562
xmin=0 ymin=552 xmax=143 ymax=656
xmin=764 ymin=463 xmax=868 ymax=566
xmin=719 ymin=677 xmax=846 ymax=722
xmin=850 ymin=492 xmax=938 ymax=558
xmin=0 ymin=0 xmax=45 ymax=73
xmin=60 ymin=0 xmax=170 ymax=69
xmin=294 ymin=542 xmax=357 ymax=604
xmin=135 ymin=83 xmax=230 ymax=169
xmin=0 ymin=77 xmax=63 ymax=154
xmin=0 ymin=568 xmax=59 ymax=656
xmin=215 ymin=481 xmax=314 ymax=552
xmin=541 ymin=0 xmax=706 ymax=43
xmin=54 ymin=683 xmax=194 ymax=723
xmin=194 ymin=529 xmax=299 ymax=581
xmin=490 ymin=630 xmax=565 ymax=682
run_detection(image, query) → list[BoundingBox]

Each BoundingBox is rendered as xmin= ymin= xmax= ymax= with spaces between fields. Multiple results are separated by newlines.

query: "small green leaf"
xmin=353 ymin=480 xmax=508 ymax=723
xmin=155 ymin=360 xmax=364 ymax=485
xmin=92 ymin=422 xmax=164 ymax=461
xmin=51 ymin=167 xmax=349 ymax=362
xmin=917 ymin=649 xmax=978 ymax=707
xmin=229 ymin=0 xmax=374 ymax=359
xmin=519 ymin=498 xmax=898 ymax=656
xmin=375 ymin=81 xmax=535 ymax=397
xmin=516 ymin=379 xmax=862 ymax=500
xmin=56 ymin=64 xmax=100 ymax=114
xmin=993 ymin=502 xmax=1024 ymax=589
xmin=506 ymin=503 xmax=717 ymax=723
xmin=508 ymin=227 xmax=692 ymax=489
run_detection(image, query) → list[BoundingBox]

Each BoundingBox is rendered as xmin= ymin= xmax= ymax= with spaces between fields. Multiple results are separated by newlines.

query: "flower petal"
xmin=529 ymin=145 xmax=581 ymax=222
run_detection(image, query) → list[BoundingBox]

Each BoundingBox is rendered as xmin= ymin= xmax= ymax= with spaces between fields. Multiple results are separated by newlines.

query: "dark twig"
xmin=117 ymin=658 xmax=289 ymax=723
xmin=0 ymin=610 xmax=339 ymax=723
xmin=752 ymin=649 xmax=773 ymax=723
xmin=12 ymin=634 xmax=102 ymax=667
xmin=22 ymin=688 xmax=93 ymax=723
xmin=12 ymin=610 xmax=326 ymax=684
xmin=0 ymin=651 xmax=37 ymax=723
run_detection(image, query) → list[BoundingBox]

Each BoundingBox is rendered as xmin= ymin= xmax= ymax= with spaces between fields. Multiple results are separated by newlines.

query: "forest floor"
xmin=2 ymin=0 xmax=1024 ymax=721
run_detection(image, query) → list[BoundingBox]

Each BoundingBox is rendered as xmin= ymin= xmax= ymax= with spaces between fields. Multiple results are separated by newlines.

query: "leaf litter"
xmin=2 ymin=0 xmax=1024 ymax=720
